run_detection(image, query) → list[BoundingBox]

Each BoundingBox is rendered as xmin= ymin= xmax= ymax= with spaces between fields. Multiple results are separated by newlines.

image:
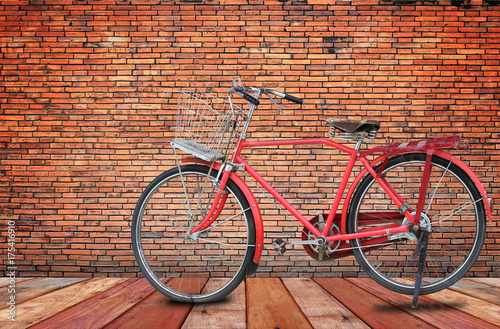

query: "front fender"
xmin=180 ymin=158 xmax=264 ymax=264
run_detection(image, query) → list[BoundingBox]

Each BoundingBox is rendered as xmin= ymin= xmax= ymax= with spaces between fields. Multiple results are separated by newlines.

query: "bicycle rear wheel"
xmin=132 ymin=164 xmax=255 ymax=303
xmin=348 ymin=153 xmax=486 ymax=295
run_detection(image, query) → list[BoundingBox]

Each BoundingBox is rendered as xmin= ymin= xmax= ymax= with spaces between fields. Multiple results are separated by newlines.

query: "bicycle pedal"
xmin=272 ymin=238 xmax=287 ymax=255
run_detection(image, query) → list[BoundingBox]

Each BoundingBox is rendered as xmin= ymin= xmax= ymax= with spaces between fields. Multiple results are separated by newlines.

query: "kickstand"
xmin=412 ymin=231 xmax=430 ymax=308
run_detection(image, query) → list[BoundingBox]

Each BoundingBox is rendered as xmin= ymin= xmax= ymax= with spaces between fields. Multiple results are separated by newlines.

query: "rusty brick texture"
xmin=0 ymin=0 xmax=498 ymax=278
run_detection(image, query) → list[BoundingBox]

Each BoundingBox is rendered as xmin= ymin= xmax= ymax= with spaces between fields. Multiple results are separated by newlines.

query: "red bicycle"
xmin=132 ymin=78 xmax=493 ymax=307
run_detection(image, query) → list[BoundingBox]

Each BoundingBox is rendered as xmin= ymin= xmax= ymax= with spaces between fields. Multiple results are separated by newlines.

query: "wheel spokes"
xmin=351 ymin=155 xmax=483 ymax=293
xmin=136 ymin=168 xmax=252 ymax=300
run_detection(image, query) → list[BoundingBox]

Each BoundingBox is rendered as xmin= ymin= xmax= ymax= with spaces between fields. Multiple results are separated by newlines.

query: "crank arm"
xmin=273 ymin=237 xmax=322 ymax=256
xmin=283 ymin=239 xmax=321 ymax=246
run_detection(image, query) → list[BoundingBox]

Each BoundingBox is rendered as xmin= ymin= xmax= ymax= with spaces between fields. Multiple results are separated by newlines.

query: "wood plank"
xmin=422 ymin=283 xmax=500 ymax=326
xmin=1 ymin=277 xmax=497 ymax=328
xmin=0 ymin=278 xmax=88 ymax=307
xmin=469 ymin=278 xmax=500 ymax=289
xmin=246 ymin=277 xmax=312 ymax=329
xmin=446 ymin=278 xmax=500 ymax=305
xmin=29 ymin=278 xmax=155 ymax=329
xmin=21 ymin=277 xmax=88 ymax=288
xmin=348 ymin=278 xmax=499 ymax=329
xmin=314 ymin=278 xmax=434 ymax=329
xmin=282 ymin=278 xmax=369 ymax=329
xmin=0 ymin=277 xmax=37 ymax=288
xmin=0 ymin=278 xmax=126 ymax=329
xmin=104 ymin=291 xmax=191 ymax=329
xmin=181 ymin=279 xmax=246 ymax=329
xmin=104 ymin=277 xmax=207 ymax=329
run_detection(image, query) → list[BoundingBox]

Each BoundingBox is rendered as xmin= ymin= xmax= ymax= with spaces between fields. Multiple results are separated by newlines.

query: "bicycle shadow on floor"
xmin=373 ymin=299 xmax=466 ymax=312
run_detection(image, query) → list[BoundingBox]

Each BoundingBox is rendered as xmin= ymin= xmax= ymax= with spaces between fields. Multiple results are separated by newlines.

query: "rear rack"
xmin=361 ymin=136 xmax=468 ymax=157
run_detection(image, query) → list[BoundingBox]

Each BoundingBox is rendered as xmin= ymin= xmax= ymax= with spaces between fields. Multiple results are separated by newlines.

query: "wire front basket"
xmin=171 ymin=90 xmax=241 ymax=162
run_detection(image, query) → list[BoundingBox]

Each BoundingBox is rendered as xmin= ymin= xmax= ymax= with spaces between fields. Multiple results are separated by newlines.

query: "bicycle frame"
xmin=185 ymin=134 xmax=493 ymax=264
xmin=142 ymin=80 xmax=495 ymax=305
xmin=234 ymin=138 xmax=412 ymax=240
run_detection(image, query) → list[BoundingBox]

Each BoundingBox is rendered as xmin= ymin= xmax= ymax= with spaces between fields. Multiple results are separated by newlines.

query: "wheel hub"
xmin=404 ymin=212 xmax=432 ymax=233
xmin=185 ymin=231 xmax=200 ymax=241
xmin=417 ymin=212 xmax=432 ymax=232
xmin=390 ymin=212 xmax=431 ymax=242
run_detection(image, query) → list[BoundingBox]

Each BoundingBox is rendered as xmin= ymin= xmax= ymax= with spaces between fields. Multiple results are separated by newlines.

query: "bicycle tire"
xmin=132 ymin=164 xmax=256 ymax=303
xmin=348 ymin=153 xmax=486 ymax=295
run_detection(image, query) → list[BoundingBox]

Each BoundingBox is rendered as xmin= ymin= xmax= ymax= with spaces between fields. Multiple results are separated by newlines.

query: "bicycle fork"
xmin=190 ymin=167 xmax=232 ymax=235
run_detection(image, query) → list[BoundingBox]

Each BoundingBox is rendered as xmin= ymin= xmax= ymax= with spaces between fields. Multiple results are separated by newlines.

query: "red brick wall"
xmin=1 ymin=0 xmax=498 ymax=278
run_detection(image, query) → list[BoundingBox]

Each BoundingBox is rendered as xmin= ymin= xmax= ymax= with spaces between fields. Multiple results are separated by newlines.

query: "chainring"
xmin=302 ymin=214 xmax=341 ymax=261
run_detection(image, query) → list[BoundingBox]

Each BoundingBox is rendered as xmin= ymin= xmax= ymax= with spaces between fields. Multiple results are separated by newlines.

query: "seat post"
xmin=354 ymin=140 xmax=363 ymax=150
xmin=354 ymin=133 xmax=366 ymax=150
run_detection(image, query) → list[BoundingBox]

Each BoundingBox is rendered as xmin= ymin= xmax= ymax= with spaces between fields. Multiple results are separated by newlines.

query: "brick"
xmin=0 ymin=1 xmax=498 ymax=279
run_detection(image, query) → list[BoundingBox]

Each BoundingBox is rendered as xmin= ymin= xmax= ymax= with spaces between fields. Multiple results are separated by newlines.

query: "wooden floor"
xmin=1 ymin=277 xmax=499 ymax=328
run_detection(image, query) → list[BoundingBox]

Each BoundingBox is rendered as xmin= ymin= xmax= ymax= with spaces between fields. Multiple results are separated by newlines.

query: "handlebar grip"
xmin=235 ymin=88 xmax=260 ymax=106
xmin=284 ymin=94 xmax=303 ymax=104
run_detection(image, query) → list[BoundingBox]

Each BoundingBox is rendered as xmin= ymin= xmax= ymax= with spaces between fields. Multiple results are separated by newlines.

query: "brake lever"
xmin=264 ymin=91 xmax=284 ymax=115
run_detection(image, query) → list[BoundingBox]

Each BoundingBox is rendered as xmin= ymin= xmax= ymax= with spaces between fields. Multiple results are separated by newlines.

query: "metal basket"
xmin=171 ymin=90 xmax=241 ymax=162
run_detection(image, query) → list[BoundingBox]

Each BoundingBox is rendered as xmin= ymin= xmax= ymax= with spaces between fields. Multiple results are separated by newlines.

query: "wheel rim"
xmin=351 ymin=156 xmax=484 ymax=293
xmin=135 ymin=169 xmax=253 ymax=301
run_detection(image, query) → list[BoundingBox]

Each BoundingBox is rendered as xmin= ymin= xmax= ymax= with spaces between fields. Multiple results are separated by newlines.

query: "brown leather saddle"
xmin=326 ymin=118 xmax=380 ymax=133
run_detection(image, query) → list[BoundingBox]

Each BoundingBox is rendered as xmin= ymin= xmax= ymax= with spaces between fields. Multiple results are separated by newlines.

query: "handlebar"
xmin=284 ymin=93 xmax=303 ymax=104
xmin=234 ymin=87 xmax=303 ymax=106
xmin=230 ymin=78 xmax=303 ymax=111
xmin=227 ymin=77 xmax=303 ymax=139
xmin=265 ymin=89 xmax=303 ymax=104
xmin=234 ymin=88 xmax=260 ymax=106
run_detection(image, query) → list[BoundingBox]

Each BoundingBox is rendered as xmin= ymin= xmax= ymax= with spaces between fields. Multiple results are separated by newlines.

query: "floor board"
xmin=1 ymin=277 xmax=498 ymax=328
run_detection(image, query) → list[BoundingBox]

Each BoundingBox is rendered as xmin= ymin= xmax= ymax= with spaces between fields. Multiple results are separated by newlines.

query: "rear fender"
xmin=433 ymin=149 xmax=493 ymax=222
xmin=180 ymin=158 xmax=264 ymax=264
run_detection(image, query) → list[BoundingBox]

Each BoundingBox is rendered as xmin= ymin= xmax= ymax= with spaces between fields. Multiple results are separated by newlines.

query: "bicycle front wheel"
xmin=348 ymin=153 xmax=486 ymax=295
xmin=132 ymin=164 xmax=256 ymax=303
